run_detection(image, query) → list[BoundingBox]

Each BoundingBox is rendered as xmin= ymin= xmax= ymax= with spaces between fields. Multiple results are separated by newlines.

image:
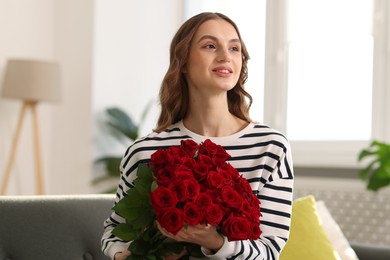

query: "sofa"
xmin=0 ymin=194 xmax=389 ymax=260
xmin=0 ymin=194 xmax=113 ymax=260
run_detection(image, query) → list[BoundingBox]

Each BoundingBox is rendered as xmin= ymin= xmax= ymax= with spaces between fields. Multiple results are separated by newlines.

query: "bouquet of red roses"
xmin=112 ymin=139 xmax=261 ymax=259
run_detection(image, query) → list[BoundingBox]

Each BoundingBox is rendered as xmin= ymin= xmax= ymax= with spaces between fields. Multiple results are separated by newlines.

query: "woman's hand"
xmin=114 ymin=249 xmax=130 ymax=260
xmin=163 ymin=248 xmax=188 ymax=260
xmin=157 ymin=222 xmax=224 ymax=252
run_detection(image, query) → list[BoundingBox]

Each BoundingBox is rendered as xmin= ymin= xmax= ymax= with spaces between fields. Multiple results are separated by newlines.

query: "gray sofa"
xmin=0 ymin=194 xmax=113 ymax=260
xmin=0 ymin=194 xmax=389 ymax=260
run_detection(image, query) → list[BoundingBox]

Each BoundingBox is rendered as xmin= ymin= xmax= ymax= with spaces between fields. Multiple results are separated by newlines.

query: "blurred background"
xmin=1 ymin=0 xmax=389 ymax=247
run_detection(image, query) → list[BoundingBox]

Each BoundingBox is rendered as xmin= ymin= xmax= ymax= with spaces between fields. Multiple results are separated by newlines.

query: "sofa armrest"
xmin=351 ymin=243 xmax=390 ymax=260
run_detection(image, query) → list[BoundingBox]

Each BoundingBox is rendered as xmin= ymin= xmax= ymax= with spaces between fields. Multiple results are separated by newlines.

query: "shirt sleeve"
xmin=101 ymin=147 xmax=136 ymax=259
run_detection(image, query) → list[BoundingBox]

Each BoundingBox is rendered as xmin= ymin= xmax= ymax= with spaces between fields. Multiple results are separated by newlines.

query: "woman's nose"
xmin=217 ymin=48 xmax=231 ymax=62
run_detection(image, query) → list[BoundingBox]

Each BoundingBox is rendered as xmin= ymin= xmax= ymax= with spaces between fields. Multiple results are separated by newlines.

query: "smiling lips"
xmin=212 ymin=66 xmax=233 ymax=77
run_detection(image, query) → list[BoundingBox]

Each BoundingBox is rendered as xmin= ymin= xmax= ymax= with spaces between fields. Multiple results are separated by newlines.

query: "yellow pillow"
xmin=280 ymin=195 xmax=338 ymax=260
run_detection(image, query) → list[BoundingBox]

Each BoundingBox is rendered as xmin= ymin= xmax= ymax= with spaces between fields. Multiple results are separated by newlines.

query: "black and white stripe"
xmin=101 ymin=121 xmax=294 ymax=260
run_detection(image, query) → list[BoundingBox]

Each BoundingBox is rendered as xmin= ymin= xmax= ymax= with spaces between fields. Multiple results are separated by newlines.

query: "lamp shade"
xmin=1 ymin=59 xmax=61 ymax=102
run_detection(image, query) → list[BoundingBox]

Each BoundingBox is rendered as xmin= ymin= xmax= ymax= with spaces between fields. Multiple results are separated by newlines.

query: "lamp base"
xmin=1 ymin=100 xmax=44 ymax=195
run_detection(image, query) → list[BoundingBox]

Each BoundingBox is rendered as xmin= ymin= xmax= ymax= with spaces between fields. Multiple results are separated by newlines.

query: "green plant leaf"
xmin=113 ymin=189 xmax=148 ymax=219
xmin=129 ymin=239 xmax=150 ymax=256
xmin=358 ymin=149 xmax=377 ymax=161
xmin=112 ymin=223 xmax=138 ymax=241
xmin=358 ymin=140 xmax=390 ymax=192
xmin=185 ymin=242 xmax=205 ymax=258
xmin=359 ymin=160 xmax=378 ymax=180
xmin=126 ymin=254 xmax=147 ymax=260
xmin=133 ymin=163 xmax=154 ymax=194
xmin=367 ymin=168 xmax=390 ymax=191
xmin=94 ymin=156 xmax=122 ymax=177
xmin=106 ymin=107 xmax=139 ymax=141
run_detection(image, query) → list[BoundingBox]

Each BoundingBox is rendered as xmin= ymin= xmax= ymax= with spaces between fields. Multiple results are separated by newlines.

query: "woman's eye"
xmin=204 ymin=44 xmax=216 ymax=49
xmin=231 ymin=46 xmax=240 ymax=52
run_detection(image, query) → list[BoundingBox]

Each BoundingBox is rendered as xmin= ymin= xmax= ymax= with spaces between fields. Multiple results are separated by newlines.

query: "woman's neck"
xmin=183 ymin=105 xmax=247 ymax=137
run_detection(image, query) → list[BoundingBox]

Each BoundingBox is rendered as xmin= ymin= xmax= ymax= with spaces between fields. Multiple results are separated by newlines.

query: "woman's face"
xmin=185 ymin=19 xmax=242 ymax=96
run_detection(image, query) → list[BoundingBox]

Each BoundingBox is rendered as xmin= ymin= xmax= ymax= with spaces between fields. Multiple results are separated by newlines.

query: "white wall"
xmin=0 ymin=0 xmax=183 ymax=195
xmin=92 ymin=0 xmax=183 ymax=160
xmin=0 ymin=0 xmax=61 ymax=195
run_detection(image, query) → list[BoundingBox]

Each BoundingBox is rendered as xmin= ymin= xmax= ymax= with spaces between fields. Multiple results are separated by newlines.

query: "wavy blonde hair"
xmin=155 ymin=12 xmax=252 ymax=133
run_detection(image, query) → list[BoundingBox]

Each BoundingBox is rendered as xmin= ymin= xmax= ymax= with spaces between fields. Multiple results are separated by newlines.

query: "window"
xmin=264 ymin=0 xmax=390 ymax=167
xmin=185 ymin=0 xmax=390 ymax=167
xmin=286 ymin=0 xmax=373 ymax=141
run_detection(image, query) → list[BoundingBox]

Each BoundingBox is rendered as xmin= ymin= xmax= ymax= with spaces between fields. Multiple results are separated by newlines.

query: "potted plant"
xmin=357 ymin=140 xmax=390 ymax=192
xmin=94 ymin=104 xmax=151 ymax=193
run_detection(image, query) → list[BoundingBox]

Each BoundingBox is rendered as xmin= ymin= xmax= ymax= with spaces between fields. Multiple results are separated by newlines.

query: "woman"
xmin=101 ymin=12 xmax=294 ymax=260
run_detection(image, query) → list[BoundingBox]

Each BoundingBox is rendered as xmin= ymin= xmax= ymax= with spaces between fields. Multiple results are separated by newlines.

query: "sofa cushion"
xmin=316 ymin=200 xmax=359 ymax=260
xmin=0 ymin=194 xmax=114 ymax=260
xmin=280 ymin=195 xmax=338 ymax=260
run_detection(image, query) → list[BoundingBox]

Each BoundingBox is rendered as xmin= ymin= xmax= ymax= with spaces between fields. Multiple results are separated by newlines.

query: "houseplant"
xmin=357 ymin=140 xmax=390 ymax=192
xmin=94 ymin=104 xmax=151 ymax=193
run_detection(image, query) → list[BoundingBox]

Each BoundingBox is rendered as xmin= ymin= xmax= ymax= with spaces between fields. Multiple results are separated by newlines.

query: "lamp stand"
xmin=1 ymin=100 xmax=44 ymax=195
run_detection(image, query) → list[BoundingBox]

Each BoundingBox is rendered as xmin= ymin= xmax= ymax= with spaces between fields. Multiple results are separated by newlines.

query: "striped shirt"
xmin=101 ymin=120 xmax=294 ymax=260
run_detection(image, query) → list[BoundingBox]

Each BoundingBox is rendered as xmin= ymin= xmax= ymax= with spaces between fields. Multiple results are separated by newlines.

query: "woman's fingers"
xmin=114 ymin=249 xmax=131 ymax=260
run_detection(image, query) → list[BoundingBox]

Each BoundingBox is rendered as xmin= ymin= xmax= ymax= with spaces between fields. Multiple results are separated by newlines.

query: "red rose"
xmin=195 ymin=193 xmax=212 ymax=208
xmin=169 ymin=146 xmax=188 ymax=159
xmin=150 ymin=149 xmax=169 ymax=170
xmin=166 ymin=151 xmax=184 ymax=167
xmin=222 ymin=214 xmax=251 ymax=241
xmin=215 ymin=168 xmax=233 ymax=186
xmin=207 ymin=189 xmax=223 ymax=205
xmin=233 ymin=177 xmax=253 ymax=199
xmin=150 ymin=186 xmax=178 ymax=212
xmin=175 ymin=169 xmax=194 ymax=181
xmin=212 ymin=146 xmax=231 ymax=166
xmin=198 ymin=139 xmax=219 ymax=156
xmin=155 ymin=166 xmax=176 ymax=186
xmin=181 ymin=157 xmax=196 ymax=169
xmin=169 ymin=180 xmax=189 ymax=203
xmin=193 ymin=161 xmax=210 ymax=181
xmin=247 ymin=197 xmax=261 ymax=220
xmin=249 ymin=222 xmax=262 ymax=240
xmin=221 ymin=186 xmax=243 ymax=210
xmin=223 ymin=163 xmax=241 ymax=180
xmin=204 ymin=203 xmax=224 ymax=226
xmin=157 ymin=207 xmax=184 ymax=235
xmin=180 ymin=139 xmax=199 ymax=157
xmin=206 ymin=170 xmax=225 ymax=189
xmin=183 ymin=202 xmax=202 ymax=225
xmin=184 ymin=178 xmax=200 ymax=201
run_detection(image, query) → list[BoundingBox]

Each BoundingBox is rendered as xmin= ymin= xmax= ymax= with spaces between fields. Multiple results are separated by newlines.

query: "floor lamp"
xmin=1 ymin=59 xmax=61 ymax=195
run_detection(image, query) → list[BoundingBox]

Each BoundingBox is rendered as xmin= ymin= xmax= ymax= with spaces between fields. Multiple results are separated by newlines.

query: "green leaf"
xmin=94 ymin=156 xmax=122 ymax=177
xmin=151 ymin=181 xmax=158 ymax=192
xmin=106 ymin=107 xmax=139 ymax=141
xmin=358 ymin=140 xmax=390 ymax=192
xmin=137 ymin=163 xmax=154 ymax=182
xmin=113 ymin=189 xmax=148 ymax=219
xmin=112 ymin=223 xmax=138 ymax=241
xmin=184 ymin=242 xmax=205 ymax=258
xmin=129 ymin=239 xmax=150 ymax=255
xmin=367 ymin=169 xmax=390 ymax=191
xmin=113 ymin=189 xmax=155 ymax=229
xmin=133 ymin=163 xmax=154 ymax=194
xmin=358 ymin=149 xmax=377 ymax=161
xmin=359 ymin=160 xmax=378 ymax=180
xmin=126 ymin=254 xmax=146 ymax=260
